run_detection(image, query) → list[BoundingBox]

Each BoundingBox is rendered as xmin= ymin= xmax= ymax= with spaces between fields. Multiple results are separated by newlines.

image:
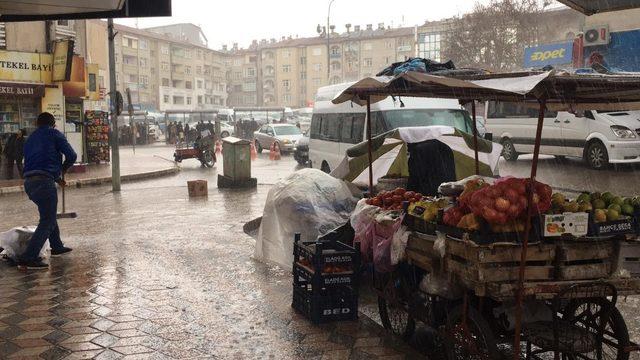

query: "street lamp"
xmin=327 ymin=0 xmax=336 ymax=81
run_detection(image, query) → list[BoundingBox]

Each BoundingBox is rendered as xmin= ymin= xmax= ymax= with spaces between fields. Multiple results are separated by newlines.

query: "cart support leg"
xmin=472 ymin=101 xmax=479 ymax=175
xmin=513 ymin=99 xmax=546 ymax=359
xmin=366 ymin=96 xmax=374 ymax=197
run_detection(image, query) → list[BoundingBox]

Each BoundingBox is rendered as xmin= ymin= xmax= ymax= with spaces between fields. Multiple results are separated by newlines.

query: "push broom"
xmin=56 ymin=175 xmax=77 ymax=219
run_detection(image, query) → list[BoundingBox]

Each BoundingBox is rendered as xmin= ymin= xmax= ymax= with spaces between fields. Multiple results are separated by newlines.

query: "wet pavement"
xmin=0 ymin=151 xmax=419 ymax=359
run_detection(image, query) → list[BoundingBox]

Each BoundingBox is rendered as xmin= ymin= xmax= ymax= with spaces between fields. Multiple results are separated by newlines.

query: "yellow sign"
xmin=86 ymin=63 xmax=100 ymax=101
xmin=0 ymin=51 xmax=52 ymax=83
xmin=52 ymin=40 xmax=73 ymax=82
xmin=530 ymin=48 xmax=566 ymax=62
xmin=41 ymin=85 xmax=64 ymax=129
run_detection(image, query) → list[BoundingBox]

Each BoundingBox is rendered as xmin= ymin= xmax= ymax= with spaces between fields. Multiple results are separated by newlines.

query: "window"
xmin=172 ymin=80 xmax=181 ymax=88
xmin=244 ymin=82 xmax=257 ymax=91
xmin=173 ymin=96 xmax=184 ymax=105
xmin=196 ymin=66 xmax=202 ymax=75
xmin=363 ymin=43 xmax=372 ymax=51
xmin=234 ymin=72 xmax=242 ymax=80
xmin=340 ymin=114 xmax=365 ymax=143
xmin=385 ymin=41 xmax=393 ymax=49
xmin=186 ymin=81 xmax=192 ymax=89
xmin=184 ymin=50 xmax=192 ymax=59
xmin=57 ymin=20 xmax=69 ymax=26
xmin=312 ymin=48 xmax=322 ymax=56
xmin=197 ymin=80 xmax=203 ymax=89
xmin=364 ymin=58 xmax=373 ymax=67
xmin=233 ymin=58 xmax=242 ymax=66
xmin=265 ymin=66 xmax=275 ymax=76
xmin=127 ymin=74 xmax=137 ymax=82
xmin=161 ymin=78 xmax=169 ymax=86
xmin=319 ymin=114 xmax=341 ymax=141
xmin=122 ymin=55 xmax=136 ymax=65
xmin=185 ymin=66 xmax=191 ymax=75
xmin=283 ymin=94 xmax=292 ymax=102
xmin=198 ymin=95 xmax=203 ymax=104
xmin=418 ymin=33 xmax=441 ymax=62
xmin=300 ymin=72 xmax=307 ymax=80
xmin=282 ymin=65 xmax=291 ymax=73
xmin=282 ymin=50 xmax=291 ymax=58
xmin=163 ymin=95 xmax=169 ymax=103
xmin=313 ymin=63 xmax=322 ymax=72
xmin=331 ymin=47 xmax=340 ymax=56
xmin=139 ymin=75 xmax=149 ymax=87
xmin=486 ymin=101 xmax=557 ymax=118
xmin=197 ymin=49 xmax=203 ymax=58
xmin=161 ymin=62 xmax=169 ymax=71
xmin=187 ymin=97 xmax=192 ymax=105
xmin=246 ymin=68 xmax=256 ymax=77
xmin=161 ymin=46 xmax=169 ymax=55
xmin=282 ymin=80 xmax=290 ymax=89
xmin=300 ymin=57 xmax=306 ymax=65
xmin=139 ymin=39 xmax=148 ymax=49
xmin=379 ymin=109 xmax=473 ymax=134
xmin=331 ymin=61 xmax=341 ymax=71
xmin=233 ymin=85 xmax=242 ymax=92
xmin=124 ymin=37 xmax=138 ymax=49
xmin=139 ymin=58 xmax=147 ymax=68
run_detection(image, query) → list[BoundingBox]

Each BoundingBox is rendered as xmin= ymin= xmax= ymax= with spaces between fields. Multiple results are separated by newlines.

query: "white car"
xmin=254 ymin=124 xmax=304 ymax=153
xmin=219 ymin=121 xmax=234 ymax=138
xmin=485 ymin=101 xmax=640 ymax=169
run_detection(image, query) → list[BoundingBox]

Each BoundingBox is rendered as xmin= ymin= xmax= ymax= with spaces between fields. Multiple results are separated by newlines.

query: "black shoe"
xmin=18 ymin=258 xmax=49 ymax=270
xmin=51 ymin=247 xmax=73 ymax=257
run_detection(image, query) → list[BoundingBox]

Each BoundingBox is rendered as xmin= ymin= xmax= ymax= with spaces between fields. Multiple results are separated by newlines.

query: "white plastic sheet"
xmin=254 ymin=168 xmax=359 ymax=269
xmin=0 ymin=226 xmax=49 ymax=262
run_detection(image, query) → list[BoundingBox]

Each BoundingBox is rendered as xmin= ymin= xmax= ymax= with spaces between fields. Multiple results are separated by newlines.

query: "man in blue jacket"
xmin=20 ymin=112 xmax=77 ymax=269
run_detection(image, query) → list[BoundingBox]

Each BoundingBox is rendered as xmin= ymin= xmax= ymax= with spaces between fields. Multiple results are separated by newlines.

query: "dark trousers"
xmin=21 ymin=177 xmax=64 ymax=261
xmin=5 ymin=157 xmax=23 ymax=179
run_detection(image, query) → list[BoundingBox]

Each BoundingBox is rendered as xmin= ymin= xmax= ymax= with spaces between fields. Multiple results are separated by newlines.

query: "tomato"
xmin=371 ymin=197 xmax=382 ymax=207
xmin=508 ymin=204 xmax=519 ymax=215
xmin=513 ymin=181 xmax=527 ymax=195
xmin=495 ymin=197 xmax=510 ymax=212
xmin=392 ymin=195 xmax=403 ymax=203
xmin=393 ymin=188 xmax=406 ymax=196
xmin=504 ymin=188 xmax=519 ymax=204
xmin=482 ymin=206 xmax=499 ymax=223
xmin=404 ymin=191 xmax=416 ymax=200
xmin=486 ymin=187 xmax=501 ymax=198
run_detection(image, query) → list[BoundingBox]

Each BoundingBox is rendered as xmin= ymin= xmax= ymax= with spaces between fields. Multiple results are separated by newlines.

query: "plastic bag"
xmin=372 ymin=213 xmax=403 ymax=273
xmin=0 ymin=226 xmax=49 ymax=262
xmin=255 ymin=168 xmax=359 ymax=269
xmin=351 ymin=198 xmax=381 ymax=263
xmin=390 ymin=225 xmax=410 ymax=266
xmin=434 ymin=231 xmax=447 ymax=258
xmin=419 ymin=273 xmax=463 ymax=299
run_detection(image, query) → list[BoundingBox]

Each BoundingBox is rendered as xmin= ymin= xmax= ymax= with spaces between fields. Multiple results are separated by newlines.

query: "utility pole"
xmin=327 ymin=0 xmax=335 ymax=81
xmin=108 ymin=18 xmax=121 ymax=191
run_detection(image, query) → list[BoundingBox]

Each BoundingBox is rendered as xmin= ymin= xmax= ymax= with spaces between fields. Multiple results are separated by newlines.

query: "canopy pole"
xmin=471 ymin=101 xmax=479 ymax=175
xmin=366 ymin=96 xmax=374 ymax=197
xmin=512 ymin=99 xmax=546 ymax=359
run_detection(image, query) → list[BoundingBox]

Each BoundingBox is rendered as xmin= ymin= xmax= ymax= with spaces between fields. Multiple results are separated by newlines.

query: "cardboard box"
xmin=543 ymin=212 xmax=589 ymax=237
xmin=187 ymin=180 xmax=208 ymax=197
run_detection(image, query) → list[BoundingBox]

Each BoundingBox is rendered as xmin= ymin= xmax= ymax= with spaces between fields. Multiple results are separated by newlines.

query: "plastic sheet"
xmin=0 ymin=226 xmax=49 ymax=262
xmin=254 ymin=168 xmax=359 ymax=269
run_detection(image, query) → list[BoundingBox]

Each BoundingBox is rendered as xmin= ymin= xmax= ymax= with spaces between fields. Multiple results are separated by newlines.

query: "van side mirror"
xmin=484 ymin=133 xmax=493 ymax=141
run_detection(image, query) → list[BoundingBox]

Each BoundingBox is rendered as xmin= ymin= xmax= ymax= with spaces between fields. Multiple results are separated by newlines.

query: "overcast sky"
xmin=114 ymin=0 xmax=495 ymax=50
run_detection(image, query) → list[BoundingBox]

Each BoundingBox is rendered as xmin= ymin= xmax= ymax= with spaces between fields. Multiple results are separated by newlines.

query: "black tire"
xmin=586 ymin=141 xmax=609 ymax=170
xmin=321 ymin=161 xmax=331 ymax=174
xmin=563 ymin=299 xmax=630 ymax=360
xmin=221 ymin=131 xmax=230 ymax=138
xmin=501 ymin=138 xmax=519 ymax=161
xmin=377 ymin=272 xmax=416 ymax=340
xmin=201 ymin=150 xmax=215 ymax=168
xmin=255 ymin=140 xmax=263 ymax=153
xmin=445 ymin=305 xmax=500 ymax=360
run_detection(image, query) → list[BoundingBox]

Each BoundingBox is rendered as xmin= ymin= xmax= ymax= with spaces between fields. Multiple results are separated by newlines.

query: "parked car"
xmin=485 ymin=101 xmax=640 ymax=169
xmin=254 ymin=124 xmax=303 ymax=154
xmin=219 ymin=121 xmax=234 ymax=138
xmin=293 ymin=135 xmax=309 ymax=165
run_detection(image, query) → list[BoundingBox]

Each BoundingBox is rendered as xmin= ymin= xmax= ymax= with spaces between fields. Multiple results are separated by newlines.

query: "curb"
xmin=0 ymin=166 xmax=180 ymax=196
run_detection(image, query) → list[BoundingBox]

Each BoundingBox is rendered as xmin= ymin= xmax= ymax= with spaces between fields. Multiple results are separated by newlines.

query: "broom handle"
xmin=61 ymin=174 xmax=66 ymax=214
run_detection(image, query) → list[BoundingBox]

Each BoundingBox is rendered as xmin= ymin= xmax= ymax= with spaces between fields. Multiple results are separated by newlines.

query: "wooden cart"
xmin=373 ymin=230 xmax=640 ymax=359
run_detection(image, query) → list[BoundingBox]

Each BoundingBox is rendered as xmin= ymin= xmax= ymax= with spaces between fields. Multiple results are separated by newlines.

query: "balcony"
xmin=330 ymin=53 xmax=342 ymax=59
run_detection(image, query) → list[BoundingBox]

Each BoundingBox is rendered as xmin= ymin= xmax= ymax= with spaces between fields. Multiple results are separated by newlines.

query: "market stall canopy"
xmin=332 ymin=70 xmax=640 ymax=111
xmin=555 ymin=0 xmax=640 ymax=15
xmin=0 ymin=0 xmax=170 ymax=21
xmin=331 ymin=126 xmax=502 ymax=190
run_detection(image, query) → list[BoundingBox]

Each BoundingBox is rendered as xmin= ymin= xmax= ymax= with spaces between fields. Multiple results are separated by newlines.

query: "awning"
xmin=0 ymin=0 xmax=171 ymax=21
xmin=555 ymin=0 xmax=640 ymax=15
xmin=332 ymin=70 xmax=640 ymax=111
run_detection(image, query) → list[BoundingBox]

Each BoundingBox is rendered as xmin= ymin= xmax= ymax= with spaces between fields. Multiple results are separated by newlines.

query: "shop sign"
xmin=524 ymin=42 xmax=573 ymax=68
xmin=0 ymin=50 xmax=52 ymax=83
xmin=0 ymin=82 xmax=45 ymax=97
xmin=86 ymin=63 xmax=100 ymax=101
xmin=52 ymin=39 xmax=74 ymax=82
xmin=62 ymin=56 xmax=86 ymax=98
xmin=41 ymin=85 xmax=64 ymax=129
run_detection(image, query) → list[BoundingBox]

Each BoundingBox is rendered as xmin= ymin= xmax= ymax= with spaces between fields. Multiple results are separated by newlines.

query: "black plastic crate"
xmin=436 ymin=219 xmax=542 ymax=245
xmin=293 ymin=262 xmax=357 ymax=288
xmin=588 ymin=213 xmax=637 ymax=237
xmin=293 ymin=234 xmax=359 ymax=269
xmin=291 ymin=280 xmax=358 ymax=324
xmin=403 ymin=214 xmax=436 ymax=235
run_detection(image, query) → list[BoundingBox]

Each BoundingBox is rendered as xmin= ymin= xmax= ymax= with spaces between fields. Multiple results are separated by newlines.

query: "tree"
xmin=442 ymin=0 xmax=551 ymax=71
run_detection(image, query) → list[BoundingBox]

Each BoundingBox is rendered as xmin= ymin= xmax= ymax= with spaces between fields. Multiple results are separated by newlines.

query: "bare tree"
xmin=442 ymin=0 xmax=551 ymax=71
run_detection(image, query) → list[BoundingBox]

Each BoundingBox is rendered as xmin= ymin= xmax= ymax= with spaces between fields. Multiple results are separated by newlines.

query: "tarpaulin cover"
xmin=254 ymin=168 xmax=359 ymax=269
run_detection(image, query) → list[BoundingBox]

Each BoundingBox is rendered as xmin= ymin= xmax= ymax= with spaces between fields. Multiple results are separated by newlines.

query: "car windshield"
xmin=274 ymin=126 xmax=302 ymax=135
xmin=382 ymin=109 xmax=471 ymax=133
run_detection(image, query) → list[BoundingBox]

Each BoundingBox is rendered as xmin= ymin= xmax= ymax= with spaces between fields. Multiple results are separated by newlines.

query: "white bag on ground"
xmin=255 ymin=168 xmax=359 ymax=269
xmin=0 ymin=226 xmax=49 ymax=262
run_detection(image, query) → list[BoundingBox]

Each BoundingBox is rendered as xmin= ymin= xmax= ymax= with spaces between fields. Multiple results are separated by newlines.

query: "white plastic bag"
xmin=390 ymin=225 xmax=410 ymax=266
xmin=0 ymin=226 xmax=49 ymax=262
xmin=255 ymin=169 xmax=359 ymax=269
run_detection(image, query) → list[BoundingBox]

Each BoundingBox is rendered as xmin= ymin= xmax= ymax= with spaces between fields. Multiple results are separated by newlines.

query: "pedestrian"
xmin=20 ymin=112 xmax=76 ymax=269
xmin=177 ymin=122 xmax=184 ymax=142
xmin=206 ymin=120 xmax=214 ymax=134
xmin=250 ymin=118 xmax=259 ymax=139
xmin=184 ymin=122 xmax=191 ymax=143
xmin=4 ymin=129 xmax=26 ymax=179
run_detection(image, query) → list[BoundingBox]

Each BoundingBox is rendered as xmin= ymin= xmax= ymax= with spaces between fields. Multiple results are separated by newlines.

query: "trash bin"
xmin=217 ymin=136 xmax=257 ymax=188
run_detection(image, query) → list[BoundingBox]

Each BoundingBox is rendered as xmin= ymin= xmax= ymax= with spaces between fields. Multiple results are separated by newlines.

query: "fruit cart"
xmin=173 ymin=135 xmax=216 ymax=168
xmin=332 ymin=70 xmax=640 ymax=359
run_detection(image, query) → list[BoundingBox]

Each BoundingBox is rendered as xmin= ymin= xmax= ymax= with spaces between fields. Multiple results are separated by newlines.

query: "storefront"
xmin=523 ymin=41 xmax=574 ymax=69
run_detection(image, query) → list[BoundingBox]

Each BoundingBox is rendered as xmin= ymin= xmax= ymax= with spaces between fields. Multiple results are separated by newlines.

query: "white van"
xmin=216 ymin=108 xmax=235 ymax=123
xmin=310 ymin=82 xmax=476 ymax=173
xmin=485 ymin=101 xmax=640 ymax=169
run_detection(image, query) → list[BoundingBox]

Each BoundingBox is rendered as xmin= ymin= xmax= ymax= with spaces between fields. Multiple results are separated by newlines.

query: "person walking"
xmin=4 ymin=129 xmax=26 ymax=179
xmin=20 ymin=112 xmax=76 ymax=269
xmin=184 ymin=122 xmax=191 ymax=143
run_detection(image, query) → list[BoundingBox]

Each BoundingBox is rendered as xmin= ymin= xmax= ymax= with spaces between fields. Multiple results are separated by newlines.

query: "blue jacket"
xmin=23 ymin=126 xmax=77 ymax=180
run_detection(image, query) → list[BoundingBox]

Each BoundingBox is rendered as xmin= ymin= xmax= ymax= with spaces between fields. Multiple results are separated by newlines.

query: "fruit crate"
xmin=292 ymin=279 xmax=358 ymax=324
xmin=293 ymin=262 xmax=358 ymax=288
xmin=436 ymin=219 xmax=542 ymax=245
xmin=588 ymin=212 xmax=638 ymax=237
xmin=403 ymin=214 xmax=436 ymax=235
xmin=293 ymin=234 xmax=359 ymax=270
xmin=617 ymin=240 xmax=640 ymax=277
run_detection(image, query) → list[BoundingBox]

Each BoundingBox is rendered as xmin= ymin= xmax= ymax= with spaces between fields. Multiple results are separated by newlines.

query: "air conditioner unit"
xmin=583 ymin=25 xmax=609 ymax=46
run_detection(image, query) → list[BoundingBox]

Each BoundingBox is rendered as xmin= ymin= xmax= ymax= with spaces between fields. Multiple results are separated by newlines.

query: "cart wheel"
xmin=201 ymin=150 xmax=215 ymax=168
xmin=377 ymin=271 xmax=416 ymax=340
xmin=445 ymin=304 xmax=499 ymax=360
xmin=563 ymin=298 xmax=630 ymax=360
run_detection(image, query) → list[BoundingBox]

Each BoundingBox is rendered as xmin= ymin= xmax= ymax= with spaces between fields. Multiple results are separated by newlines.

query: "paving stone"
xmin=91 ymin=333 xmax=120 ymax=348
xmin=61 ymin=333 xmax=100 ymax=344
xmin=91 ymin=318 xmax=116 ymax=332
xmin=43 ymin=329 xmax=72 ymax=345
xmin=61 ymin=341 xmax=103 ymax=352
xmin=94 ymin=349 xmax=124 ymax=360
xmin=39 ymin=346 xmax=71 ymax=360
xmin=0 ymin=325 xmax=25 ymax=340
xmin=111 ymin=345 xmax=153 ymax=355
xmin=11 ymin=338 xmax=52 ymax=348
xmin=0 ymin=340 xmax=21 ymax=357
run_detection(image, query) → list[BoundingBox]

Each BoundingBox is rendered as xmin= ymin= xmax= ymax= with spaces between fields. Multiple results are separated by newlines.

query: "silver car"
xmin=254 ymin=124 xmax=303 ymax=153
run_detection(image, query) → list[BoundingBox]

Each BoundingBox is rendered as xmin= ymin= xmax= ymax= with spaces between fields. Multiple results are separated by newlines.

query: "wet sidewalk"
xmin=0 ymin=179 xmax=420 ymax=359
xmin=0 ymin=145 xmax=178 ymax=195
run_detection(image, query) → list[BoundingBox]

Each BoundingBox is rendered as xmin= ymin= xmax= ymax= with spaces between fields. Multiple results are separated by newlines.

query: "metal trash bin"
xmin=217 ymin=136 xmax=257 ymax=188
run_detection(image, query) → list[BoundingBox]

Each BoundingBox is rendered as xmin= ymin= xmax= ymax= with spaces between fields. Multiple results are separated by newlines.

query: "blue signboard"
xmin=524 ymin=42 xmax=573 ymax=68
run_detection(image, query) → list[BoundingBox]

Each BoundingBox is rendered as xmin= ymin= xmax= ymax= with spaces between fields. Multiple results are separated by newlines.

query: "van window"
xmin=320 ymin=114 xmax=341 ymax=141
xmin=371 ymin=112 xmax=387 ymax=136
xmin=380 ymin=109 xmax=472 ymax=133
xmin=339 ymin=114 xmax=365 ymax=144
xmin=487 ymin=101 xmax=534 ymax=118
xmin=310 ymin=114 xmax=322 ymax=139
